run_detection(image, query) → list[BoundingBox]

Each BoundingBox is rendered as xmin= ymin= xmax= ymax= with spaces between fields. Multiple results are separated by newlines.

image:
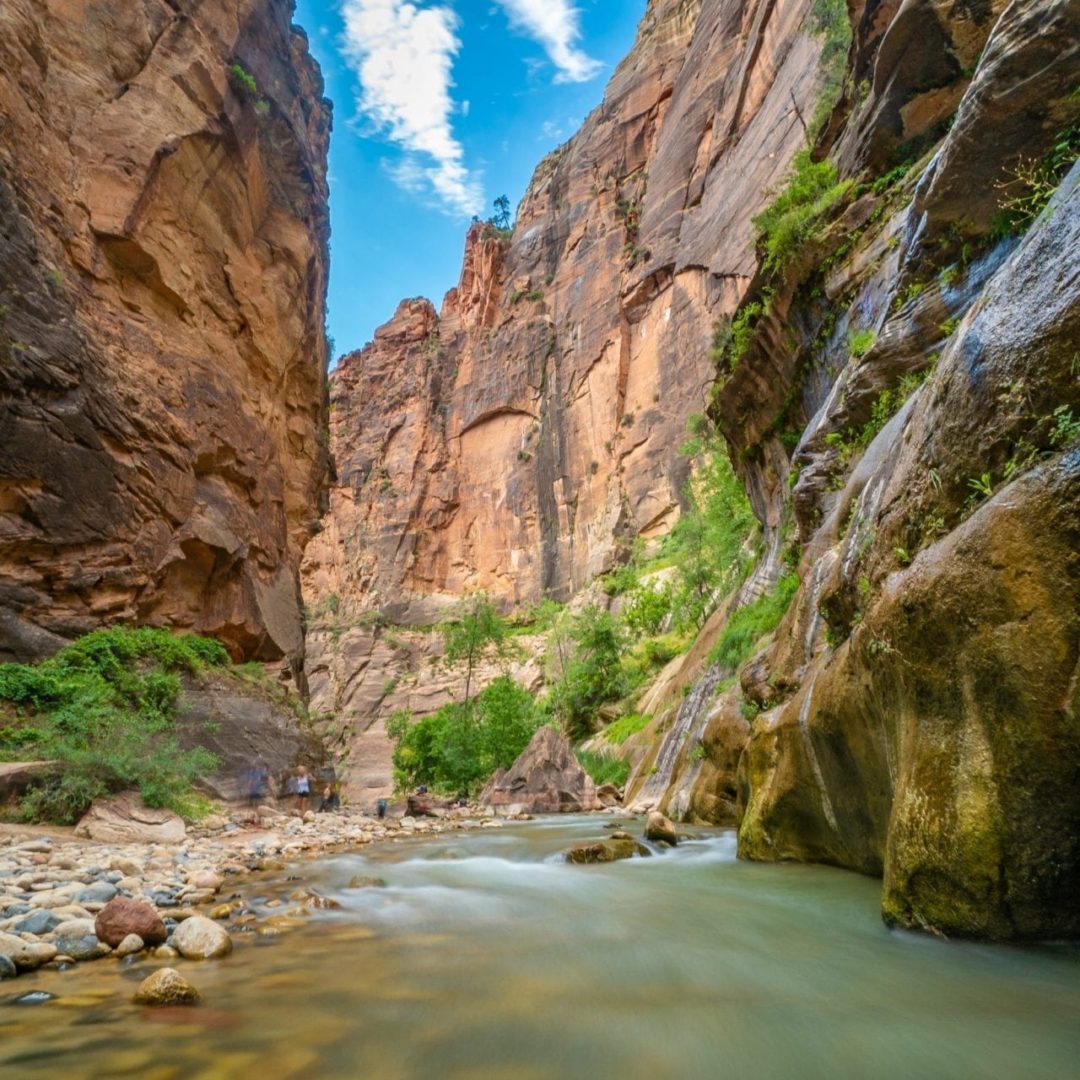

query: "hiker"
xmin=295 ymin=766 xmax=311 ymax=813
xmin=318 ymin=783 xmax=340 ymax=813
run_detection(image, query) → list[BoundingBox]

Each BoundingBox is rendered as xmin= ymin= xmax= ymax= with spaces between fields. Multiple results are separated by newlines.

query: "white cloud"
xmin=339 ymin=0 xmax=484 ymax=216
xmin=495 ymin=0 xmax=603 ymax=83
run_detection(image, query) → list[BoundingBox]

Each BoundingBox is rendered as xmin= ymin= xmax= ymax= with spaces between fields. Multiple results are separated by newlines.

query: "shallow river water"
xmin=2 ymin=816 xmax=1079 ymax=1080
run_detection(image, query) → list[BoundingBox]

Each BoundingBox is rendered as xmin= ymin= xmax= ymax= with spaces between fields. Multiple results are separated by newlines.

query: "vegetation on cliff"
xmin=0 ymin=629 xmax=226 ymax=823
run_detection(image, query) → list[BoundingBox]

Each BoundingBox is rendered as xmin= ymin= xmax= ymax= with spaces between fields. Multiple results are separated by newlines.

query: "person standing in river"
xmin=295 ymin=765 xmax=311 ymax=814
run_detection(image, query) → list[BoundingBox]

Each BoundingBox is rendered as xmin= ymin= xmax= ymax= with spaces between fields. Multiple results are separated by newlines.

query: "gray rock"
xmin=75 ymin=882 xmax=118 ymax=905
xmin=0 ymin=955 xmax=16 ymax=979
xmin=12 ymin=910 xmax=61 ymax=936
xmin=52 ymin=935 xmax=108 ymax=962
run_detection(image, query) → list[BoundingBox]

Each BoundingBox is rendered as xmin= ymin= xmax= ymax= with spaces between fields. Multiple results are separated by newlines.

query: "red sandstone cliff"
xmin=0 ymin=0 xmax=331 ymax=675
xmin=303 ymin=0 xmax=825 ymax=623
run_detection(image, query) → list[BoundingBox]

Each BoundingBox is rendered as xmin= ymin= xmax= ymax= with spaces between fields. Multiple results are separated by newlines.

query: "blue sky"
xmin=291 ymin=0 xmax=645 ymax=360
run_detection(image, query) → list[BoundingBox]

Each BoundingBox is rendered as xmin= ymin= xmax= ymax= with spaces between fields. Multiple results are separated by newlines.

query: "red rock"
xmin=95 ymin=897 xmax=168 ymax=949
xmin=481 ymin=728 xmax=599 ymax=814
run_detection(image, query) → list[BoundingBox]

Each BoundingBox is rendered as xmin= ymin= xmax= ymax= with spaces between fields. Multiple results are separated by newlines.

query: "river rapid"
xmin=2 ymin=815 xmax=1078 ymax=1079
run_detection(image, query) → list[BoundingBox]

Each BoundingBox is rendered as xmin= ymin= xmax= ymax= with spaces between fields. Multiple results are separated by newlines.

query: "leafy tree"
xmin=387 ymin=676 xmax=540 ymax=794
xmin=441 ymin=593 xmax=509 ymax=709
xmin=665 ymin=414 xmax=758 ymax=628
xmin=491 ymin=194 xmax=513 ymax=232
xmin=550 ymin=606 xmax=627 ymax=741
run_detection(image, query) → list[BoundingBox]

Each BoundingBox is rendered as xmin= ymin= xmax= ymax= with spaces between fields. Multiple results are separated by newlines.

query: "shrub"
xmin=602 ymin=712 xmax=651 ymax=746
xmin=709 ymin=574 xmax=801 ymax=671
xmin=848 ymin=327 xmax=876 ymax=358
xmin=0 ymin=628 xmax=227 ymax=823
xmin=575 ymin=749 xmax=630 ymax=788
xmin=388 ymin=676 xmax=541 ymax=794
xmin=549 ymin=606 xmax=627 ymax=741
xmin=753 ymin=150 xmax=853 ymax=277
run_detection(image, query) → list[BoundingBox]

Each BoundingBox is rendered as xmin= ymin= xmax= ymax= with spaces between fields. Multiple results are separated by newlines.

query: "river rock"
xmin=74 ymin=793 xmax=186 ymax=845
xmin=566 ymin=839 xmax=650 ymax=864
xmin=0 ymin=932 xmax=57 ymax=971
xmin=11 ymin=909 xmax=61 ymax=936
xmin=115 ymin=934 xmax=145 ymax=957
xmin=95 ymin=897 xmax=167 ymax=948
xmin=51 ymin=918 xmax=97 ymax=939
xmin=53 ymin=935 xmax=109 ymax=962
xmin=172 ymin=916 xmax=233 ymax=960
xmin=133 ymin=967 xmax=200 ymax=1006
xmin=644 ymin=811 xmax=678 ymax=846
xmin=481 ymin=727 xmax=600 ymax=814
xmin=0 ymin=955 xmax=16 ymax=979
xmin=75 ymin=881 xmax=118 ymax=905
xmin=596 ymin=783 xmax=623 ymax=807
xmin=189 ymin=870 xmax=223 ymax=893
xmin=346 ymin=875 xmax=388 ymax=889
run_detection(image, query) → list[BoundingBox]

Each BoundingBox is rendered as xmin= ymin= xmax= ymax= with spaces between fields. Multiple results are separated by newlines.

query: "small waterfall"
xmin=629 ymin=664 xmax=724 ymax=815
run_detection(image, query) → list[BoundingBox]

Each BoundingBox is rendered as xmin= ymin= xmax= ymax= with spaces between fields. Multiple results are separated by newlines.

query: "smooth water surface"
xmin=2 ymin=816 xmax=1079 ymax=1079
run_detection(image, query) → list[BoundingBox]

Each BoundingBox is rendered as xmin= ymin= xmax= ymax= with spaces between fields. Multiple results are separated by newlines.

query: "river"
xmin=2 ymin=815 xmax=1078 ymax=1079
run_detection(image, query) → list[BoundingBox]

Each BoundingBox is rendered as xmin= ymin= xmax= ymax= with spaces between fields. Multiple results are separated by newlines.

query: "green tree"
xmin=441 ymin=594 xmax=509 ymax=709
xmin=491 ymin=194 xmax=512 ymax=232
xmin=551 ymin=605 xmax=627 ymax=741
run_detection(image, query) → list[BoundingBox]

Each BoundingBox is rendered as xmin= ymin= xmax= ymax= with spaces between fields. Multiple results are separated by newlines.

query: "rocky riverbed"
xmin=0 ymin=803 xmax=501 ymax=993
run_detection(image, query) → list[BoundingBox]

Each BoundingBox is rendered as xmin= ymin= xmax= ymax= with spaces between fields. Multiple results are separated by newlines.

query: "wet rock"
xmin=481 ymin=727 xmax=600 ymax=814
xmin=566 ymin=839 xmax=650 ymax=864
xmin=115 ymin=934 xmax=145 ymax=957
xmin=172 ymin=916 xmax=233 ymax=960
xmin=154 ymin=945 xmax=179 ymax=960
xmin=346 ymin=876 xmax=388 ymax=890
xmin=96 ymin=898 xmax=167 ymax=948
xmin=596 ymin=783 xmax=623 ymax=807
xmin=133 ymin=967 xmax=200 ymax=1007
xmin=75 ymin=793 xmax=186 ymax=845
xmin=645 ymin=811 xmax=678 ymax=846
xmin=0 ymin=955 xmax=16 ymax=979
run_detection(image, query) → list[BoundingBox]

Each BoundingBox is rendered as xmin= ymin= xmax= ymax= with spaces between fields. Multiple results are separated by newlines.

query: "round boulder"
xmin=95 ymin=898 xmax=168 ymax=948
xmin=133 ymin=967 xmax=200 ymax=1006
xmin=644 ymin=810 xmax=678 ymax=846
xmin=116 ymin=934 xmax=145 ymax=957
xmin=172 ymin=916 xmax=233 ymax=960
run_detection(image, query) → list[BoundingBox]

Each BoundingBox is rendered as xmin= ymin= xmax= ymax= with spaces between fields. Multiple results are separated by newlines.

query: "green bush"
xmin=0 ymin=628 xmax=227 ymax=823
xmin=752 ymin=150 xmax=853 ymax=277
xmin=388 ymin=675 xmax=541 ymax=794
xmin=602 ymin=712 xmax=651 ymax=746
xmin=575 ymin=749 xmax=630 ymax=788
xmin=709 ymin=573 xmax=801 ymax=671
xmin=549 ymin=606 xmax=628 ymax=741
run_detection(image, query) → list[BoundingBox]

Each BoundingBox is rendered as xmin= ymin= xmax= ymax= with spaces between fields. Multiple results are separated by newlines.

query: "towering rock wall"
xmin=622 ymin=0 xmax=1080 ymax=940
xmin=0 ymin=0 xmax=331 ymax=674
xmin=303 ymin=0 xmax=825 ymax=623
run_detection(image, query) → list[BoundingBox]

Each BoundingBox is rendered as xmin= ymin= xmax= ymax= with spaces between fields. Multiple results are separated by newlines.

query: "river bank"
xmin=0 ymin=802 xmax=504 ymax=986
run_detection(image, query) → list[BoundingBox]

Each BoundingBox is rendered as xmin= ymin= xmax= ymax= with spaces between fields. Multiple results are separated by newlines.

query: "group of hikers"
xmin=242 ymin=758 xmax=340 ymax=814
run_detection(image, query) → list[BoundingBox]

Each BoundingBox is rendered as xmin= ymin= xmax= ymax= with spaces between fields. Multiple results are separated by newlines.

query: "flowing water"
xmin=2 ymin=816 xmax=1079 ymax=1080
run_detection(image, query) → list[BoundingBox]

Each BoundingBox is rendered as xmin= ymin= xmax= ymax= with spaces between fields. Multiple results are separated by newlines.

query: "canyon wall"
xmin=303 ymin=0 xmax=830 ymax=778
xmin=0 ymin=0 xmax=331 ymax=676
xmin=623 ymin=0 xmax=1080 ymax=939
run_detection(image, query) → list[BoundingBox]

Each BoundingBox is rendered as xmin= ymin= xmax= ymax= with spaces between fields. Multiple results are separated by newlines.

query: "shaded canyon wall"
xmin=0 ymin=0 xmax=331 ymax=677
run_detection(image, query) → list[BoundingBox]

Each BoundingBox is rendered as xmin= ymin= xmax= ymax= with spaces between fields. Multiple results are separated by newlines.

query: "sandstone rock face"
xmin=304 ymin=0 xmax=833 ymax=787
xmin=75 ymin=793 xmax=186 ymax=845
xmin=0 ymin=0 xmax=331 ymax=672
xmin=482 ymin=727 xmax=599 ymax=814
xmin=95 ymin=897 xmax=168 ymax=948
xmin=673 ymin=0 xmax=1080 ymax=941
